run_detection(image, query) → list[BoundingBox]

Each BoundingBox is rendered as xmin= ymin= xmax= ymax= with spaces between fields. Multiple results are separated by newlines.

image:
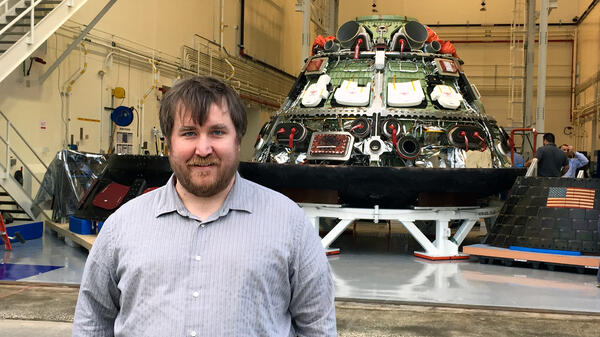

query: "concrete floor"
xmin=1 ymin=283 xmax=600 ymax=337
xmin=2 ymin=221 xmax=600 ymax=335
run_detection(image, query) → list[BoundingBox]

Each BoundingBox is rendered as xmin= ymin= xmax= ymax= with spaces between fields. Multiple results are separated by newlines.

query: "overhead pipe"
xmin=61 ymin=42 xmax=88 ymax=147
xmin=535 ymin=0 xmax=550 ymax=145
xmin=62 ymin=42 xmax=89 ymax=94
xmin=451 ymin=39 xmax=573 ymax=44
xmin=138 ymin=58 xmax=160 ymax=153
xmin=220 ymin=0 xmax=224 ymax=51
xmin=58 ymin=25 xmax=284 ymax=108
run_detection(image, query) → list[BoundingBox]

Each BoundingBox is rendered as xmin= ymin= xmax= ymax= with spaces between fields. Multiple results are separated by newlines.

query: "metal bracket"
xmin=301 ymin=203 xmax=498 ymax=259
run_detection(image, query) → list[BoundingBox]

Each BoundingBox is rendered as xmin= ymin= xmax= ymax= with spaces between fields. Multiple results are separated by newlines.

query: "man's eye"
xmin=182 ymin=131 xmax=196 ymax=137
xmin=212 ymin=130 xmax=225 ymax=136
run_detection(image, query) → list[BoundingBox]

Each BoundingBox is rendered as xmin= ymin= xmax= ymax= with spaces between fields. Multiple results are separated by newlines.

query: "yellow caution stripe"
xmin=77 ymin=117 xmax=101 ymax=123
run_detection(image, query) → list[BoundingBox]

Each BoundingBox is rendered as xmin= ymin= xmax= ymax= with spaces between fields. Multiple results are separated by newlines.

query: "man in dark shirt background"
xmin=525 ymin=133 xmax=569 ymax=177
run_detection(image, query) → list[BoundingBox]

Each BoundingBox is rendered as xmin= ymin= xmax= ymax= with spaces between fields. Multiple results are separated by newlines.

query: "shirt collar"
xmin=154 ymin=172 xmax=253 ymax=218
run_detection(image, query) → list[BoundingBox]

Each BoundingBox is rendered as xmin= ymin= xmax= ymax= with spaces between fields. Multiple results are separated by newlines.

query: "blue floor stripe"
xmin=0 ymin=264 xmax=63 ymax=281
xmin=509 ymin=246 xmax=582 ymax=256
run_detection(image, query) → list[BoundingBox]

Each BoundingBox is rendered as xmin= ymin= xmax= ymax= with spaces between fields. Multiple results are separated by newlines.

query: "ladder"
xmin=507 ymin=0 xmax=526 ymax=128
xmin=0 ymin=213 xmax=24 ymax=251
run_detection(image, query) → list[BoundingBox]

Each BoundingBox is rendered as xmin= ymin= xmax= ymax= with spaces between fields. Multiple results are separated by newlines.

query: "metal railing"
xmin=525 ymin=158 xmax=537 ymax=177
xmin=0 ymin=0 xmax=44 ymax=44
xmin=0 ymin=109 xmax=48 ymax=202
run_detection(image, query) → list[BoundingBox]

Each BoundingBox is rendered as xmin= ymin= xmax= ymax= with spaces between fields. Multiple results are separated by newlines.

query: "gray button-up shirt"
xmin=73 ymin=173 xmax=336 ymax=337
xmin=535 ymin=143 xmax=569 ymax=177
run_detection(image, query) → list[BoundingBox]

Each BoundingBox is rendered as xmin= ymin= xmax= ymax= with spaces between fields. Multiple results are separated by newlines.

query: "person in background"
xmin=525 ymin=133 xmax=569 ymax=177
xmin=508 ymin=138 xmax=524 ymax=168
xmin=560 ymin=144 xmax=589 ymax=178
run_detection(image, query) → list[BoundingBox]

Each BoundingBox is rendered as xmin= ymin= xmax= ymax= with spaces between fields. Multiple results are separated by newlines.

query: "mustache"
xmin=186 ymin=156 xmax=220 ymax=166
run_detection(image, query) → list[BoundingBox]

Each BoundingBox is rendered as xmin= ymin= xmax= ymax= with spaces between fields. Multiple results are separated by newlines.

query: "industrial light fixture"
xmin=480 ymin=1 xmax=487 ymax=11
xmin=372 ymin=0 xmax=378 ymax=13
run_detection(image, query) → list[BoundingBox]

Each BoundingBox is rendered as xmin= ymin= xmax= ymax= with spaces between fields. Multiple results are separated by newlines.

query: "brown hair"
xmin=159 ymin=76 xmax=247 ymax=145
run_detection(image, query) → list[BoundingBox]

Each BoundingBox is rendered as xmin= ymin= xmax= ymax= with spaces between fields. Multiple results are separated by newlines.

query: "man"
xmin=560 ymin=144 xmax=589 ymax=178
xmin=73 ymin=76 xmax=337 ymax=336
xmin=525 ymin=133 xmax=568 ymax=177
xmin=508 ymin=138 xmax=524 ymax=168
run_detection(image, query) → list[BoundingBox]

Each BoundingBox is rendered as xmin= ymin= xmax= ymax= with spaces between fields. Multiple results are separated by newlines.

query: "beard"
xmin=170 ymin=154 xmax=239 ymax=198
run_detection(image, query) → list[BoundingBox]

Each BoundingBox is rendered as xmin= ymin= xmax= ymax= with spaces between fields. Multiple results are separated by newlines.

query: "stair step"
xmin=0 ymin=32 xmax=26 ymax=36
xmin=0 ymin=40 xmax=18 ymax=44
xmin=0 ymin=201 xmax=17 ymax=205
xmin=5 ymin=15 xmax=46 ymax=21
xmin=14 ymin=6 xmax=55 ymax=13
xmin=0 ymin=192 xmax=9 ymax=196
xmin=0 ymin=209 xmax=27 ymax=214
xmin=11 ymin=218 xmax=34 ymax=221
xmin=0 ymin=23 xmax=32 ymax=28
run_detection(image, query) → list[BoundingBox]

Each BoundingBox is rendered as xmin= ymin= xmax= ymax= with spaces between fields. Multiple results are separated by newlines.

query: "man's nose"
xmin=194 ymin=135 xmax=214 ymax=157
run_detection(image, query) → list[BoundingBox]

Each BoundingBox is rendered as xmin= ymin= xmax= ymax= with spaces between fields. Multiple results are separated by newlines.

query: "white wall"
xmin=0 ymin=0 xmax=595 ymax=170
xmin=573 ymin=1 xmax=600 ymax=165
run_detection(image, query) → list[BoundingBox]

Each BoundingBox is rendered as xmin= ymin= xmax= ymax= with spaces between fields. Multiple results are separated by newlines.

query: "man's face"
xmin=560 ymin=145 xmax=574 ymax=158
xmin=168 ymin=101 xmax=240 ymax=198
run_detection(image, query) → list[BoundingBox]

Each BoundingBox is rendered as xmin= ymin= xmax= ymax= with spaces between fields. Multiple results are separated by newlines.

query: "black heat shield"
xmin=74 ymin=155 xmax=526 ymax=221
xmin=238 ymin=162 xmax=526 ymax=208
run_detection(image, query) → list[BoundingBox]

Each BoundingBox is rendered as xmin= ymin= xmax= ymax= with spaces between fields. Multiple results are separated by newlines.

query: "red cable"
xmin=354 ymin=38 xmax=363 ymax=59
xmin=350 ymin=124 xmax=364 ymax=132
xmin=399 ymin=39 xmax=405 ymax=53
xmin=389 ymin=124 xmax=397 ymax=147
xmin=276 ymin=127 xmax=285 ymax=134
xmin=288 ymin=128 xmax=297 ymax=148
xmin=473 ymin=131 xmax=487 ymax=152
xmin=459 ymin=131 xmax=468 ymax=151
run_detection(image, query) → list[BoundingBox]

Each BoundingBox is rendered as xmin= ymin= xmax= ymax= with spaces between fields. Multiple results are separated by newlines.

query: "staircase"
xmin=0 ymin=109 xmax=48 ymax=221
xmin=0 ymin=0 xmax=89 ymax=83
xmin=0 ymin=189 xmax=33 ymax=222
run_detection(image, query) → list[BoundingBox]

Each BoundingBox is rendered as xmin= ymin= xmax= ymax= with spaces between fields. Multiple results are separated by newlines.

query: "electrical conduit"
xmin=61 ymin=42 xmax=88 ymax=147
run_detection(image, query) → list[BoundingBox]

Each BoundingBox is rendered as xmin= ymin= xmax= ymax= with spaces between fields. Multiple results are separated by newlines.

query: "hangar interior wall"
xmin=573 ymin=1 xmax=600 ymax=169
xmin=0 ymin=0 xmax=597 ymax=187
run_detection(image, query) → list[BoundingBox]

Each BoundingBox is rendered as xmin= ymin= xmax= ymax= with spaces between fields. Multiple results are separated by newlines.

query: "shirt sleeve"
xmin=72 ymin=218 xmax=121 ymax=337
xmin=573 ymin=152 xmax=589 ymax=168
xmin=289 ymin=212 xmax=337 ymax=337
xmin=535 ymin=147 xmax=543 ymax=160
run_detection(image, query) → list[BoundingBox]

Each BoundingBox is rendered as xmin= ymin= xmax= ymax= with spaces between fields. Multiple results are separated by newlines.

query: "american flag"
xmin=546 ymin=187 xmax=596 ymax=209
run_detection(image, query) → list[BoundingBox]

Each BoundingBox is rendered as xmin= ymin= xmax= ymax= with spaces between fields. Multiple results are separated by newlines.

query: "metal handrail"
xmin=0 ymin=133 xmax=44 ymax=187
xmin=0 ymin=110 xmax=48 ymax=171
xmin=525 ymin=158 xmax=538 ymax=177
xmin=0 ymin=0 xmax=43 ymax=37
xmin=0 ymin=109 xmax=47 ymax=195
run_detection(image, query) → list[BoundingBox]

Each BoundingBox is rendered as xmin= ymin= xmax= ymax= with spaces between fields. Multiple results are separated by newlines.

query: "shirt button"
xmin=195 ymin=255 xmax=201 ymax=261
xmin=200 ymin=224 xmax=206 ymax=228
xmin=190 ymin=331 xmax=197 ymax=337
xmin=193 ymin=291 xmax=199 ymax=298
